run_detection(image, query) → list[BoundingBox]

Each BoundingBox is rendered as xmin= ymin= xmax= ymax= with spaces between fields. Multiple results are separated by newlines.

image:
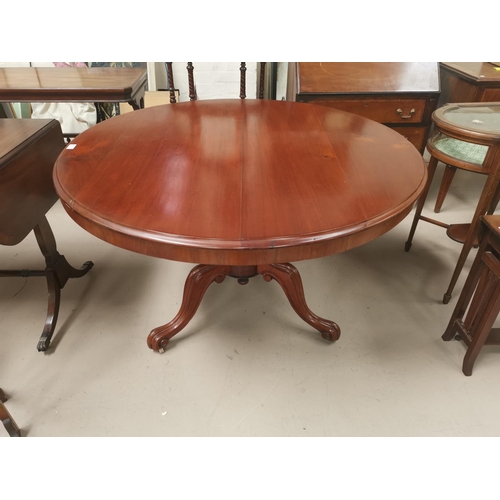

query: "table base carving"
xmin=148 ymin=263 xmax=340 ymax=352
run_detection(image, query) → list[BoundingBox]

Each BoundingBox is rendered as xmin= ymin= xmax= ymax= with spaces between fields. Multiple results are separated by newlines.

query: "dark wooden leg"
xmin=434 ymin=165 xmax=457 ymax=213
xmin=462 ymin=274 xmax=500 ymax=376
xmin=0 ymin=390 xmax=21 ymax=437
xmin=486 ymin=180 xmax=500 ymax=215
xmin=443 ymin=175 xmax=500 ymax=304
xmin=33 ymin=216 xmax=94 ymax=351
xmin=37 ymin=272 xmax=61 ymax=352
xmin=148 ymin=265 xmax=230 ymax=352
xmin=405 ymin=155 xmax=439 ymax=251
xmin=127 ymin=97 xmax=145 ymax=110
xmin=442 ymin=236 xmax=491 ymax=341
xmin=258 ymin=263 xmax=340 ymax=341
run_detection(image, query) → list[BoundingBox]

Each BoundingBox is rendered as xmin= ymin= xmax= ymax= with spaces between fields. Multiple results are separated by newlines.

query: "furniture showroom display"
xmin=53 ymin=99 xmax=426 ymax=352
xmin=287 ymin=62 xmax=440 ymax=154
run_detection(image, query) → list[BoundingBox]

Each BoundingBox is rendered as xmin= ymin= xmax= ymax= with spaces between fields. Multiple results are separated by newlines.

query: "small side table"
xmin=0 ymin=118 xmax=94 ymax=351
xmin=405 ymin=102 xmax=500 ymax=304
xmin=442 ymin=215 xmax=500 ymax=375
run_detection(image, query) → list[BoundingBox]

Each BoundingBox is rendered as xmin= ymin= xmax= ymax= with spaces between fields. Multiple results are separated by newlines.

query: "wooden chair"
xmin=405 ymin=102 xmax=500 ymax=304
xmin=164 ymin=62 xmax=267 ymax=103
xmin=442 ymin=215 xmax=500 ymax=375
xmin=0 ymin=388 xmax=21 ymax=437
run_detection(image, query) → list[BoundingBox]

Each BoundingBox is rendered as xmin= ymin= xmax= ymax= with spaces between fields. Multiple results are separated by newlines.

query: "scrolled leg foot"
xmin=68 ymin=260 xmax=94 ymax=278
xmin=259 ymin=263 xmax=341 ymax=342
xmin=147 ymin=265 xmax=230 ymax=352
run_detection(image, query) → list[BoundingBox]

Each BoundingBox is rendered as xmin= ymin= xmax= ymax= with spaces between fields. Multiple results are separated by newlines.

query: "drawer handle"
xmin=396 ymin=108 xmax=416 ymax=119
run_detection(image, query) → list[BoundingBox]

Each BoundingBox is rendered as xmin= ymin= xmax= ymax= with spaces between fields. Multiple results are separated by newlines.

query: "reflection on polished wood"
xmin=54 ymin=99 xmax=427 ymax=352
xmin=287 ymin=62 xmax=440 ymax=153
xmin=0 ymin=66 xmax=147 ymax=108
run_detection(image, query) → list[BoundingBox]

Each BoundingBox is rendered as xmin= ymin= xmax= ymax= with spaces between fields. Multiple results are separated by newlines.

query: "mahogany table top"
xmin=0 ymin=117 xmax=54 ymax=162
xmin=1 ymin=118 xmax=64 ymax=245
xmin=53 ymin=99 xmax=427 ymax=265
xmin=0 ymin=67 xmax=147 ymax=103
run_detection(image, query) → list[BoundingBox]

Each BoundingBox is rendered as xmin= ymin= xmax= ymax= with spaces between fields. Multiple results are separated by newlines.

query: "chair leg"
xmin=405 ymin=155 xmax=439 ymax=251
xmin=434 ymin=165 xmax=457 ymax=213
xmin=0 ymin=390 xmax=21 ymax=437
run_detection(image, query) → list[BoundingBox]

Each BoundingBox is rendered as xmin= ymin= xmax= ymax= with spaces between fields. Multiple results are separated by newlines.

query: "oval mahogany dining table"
xmin=53 ymin=99 xmax=427 ymax=352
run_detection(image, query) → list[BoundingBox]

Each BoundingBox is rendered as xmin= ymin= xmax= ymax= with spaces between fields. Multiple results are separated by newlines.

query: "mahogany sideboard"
xmin=438 ymin=62 xmax=500 ymax=108
xmin=286 ymin=62 xmax=441 ymax=154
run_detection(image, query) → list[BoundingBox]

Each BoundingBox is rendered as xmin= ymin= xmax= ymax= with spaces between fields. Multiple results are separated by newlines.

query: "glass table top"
xmin=442 ymin=104 xmax=500 ymax=134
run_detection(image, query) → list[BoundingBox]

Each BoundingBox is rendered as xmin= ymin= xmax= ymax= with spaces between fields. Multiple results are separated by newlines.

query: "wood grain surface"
xmin=0 ymin=67 xmax=147 ymax=102
xmin=54 ymin=99 xmax=427 ymax=265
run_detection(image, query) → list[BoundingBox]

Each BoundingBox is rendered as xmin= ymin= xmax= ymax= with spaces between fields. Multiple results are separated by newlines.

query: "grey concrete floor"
xmin=2 ymin=158 xmax=500 ymax=437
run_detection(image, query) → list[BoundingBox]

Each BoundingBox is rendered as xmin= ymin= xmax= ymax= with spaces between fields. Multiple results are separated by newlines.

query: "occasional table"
xmin=53 ymin=100 xmax=427 ymax=352
xmin=0 ymin=66 xmax=147 ymax=109
xmin=405 ymin=102 xmax=500 ymax=303
xmin=0 ymin=118 xmax=93 ymax=351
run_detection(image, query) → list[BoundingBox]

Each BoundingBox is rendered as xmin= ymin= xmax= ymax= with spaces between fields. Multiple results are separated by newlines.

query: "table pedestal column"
xmin=147 ymin=263 xmax=340 ymax=353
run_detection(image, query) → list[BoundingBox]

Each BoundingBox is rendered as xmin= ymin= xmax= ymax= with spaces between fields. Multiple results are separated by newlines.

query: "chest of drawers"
xmin=286 ymin=62 xmax=441 ymax=154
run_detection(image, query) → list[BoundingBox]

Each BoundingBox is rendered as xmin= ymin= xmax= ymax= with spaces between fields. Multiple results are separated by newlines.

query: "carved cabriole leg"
xmin=148 ymin=265 xmax=231 ymax=352
xmin=258 ymin=263 xmax=341 ymax=342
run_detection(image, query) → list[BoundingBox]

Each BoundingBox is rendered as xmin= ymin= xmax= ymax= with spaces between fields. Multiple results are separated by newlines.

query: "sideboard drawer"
xmin=307 ymin=99 xmax=427 ymax=124
xmin=391 ymin=126 xmax=427 ymax=151
xmin=288 ymin=63 xmax=441 ymax=155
